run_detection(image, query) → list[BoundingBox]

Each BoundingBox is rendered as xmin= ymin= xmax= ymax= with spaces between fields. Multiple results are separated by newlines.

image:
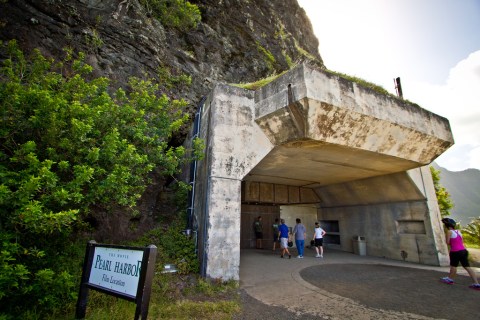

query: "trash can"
xmin=352 ymin=236 xmax=366 ymax=256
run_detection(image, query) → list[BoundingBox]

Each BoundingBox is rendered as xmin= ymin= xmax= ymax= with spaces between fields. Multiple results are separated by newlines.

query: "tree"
xmin=0 ymin=40 xmax=200 ymax=315
xmin=430 ymin=166 xmax=454 ymax=218
xmin=463 ymin=217 xmax=480 ymax=245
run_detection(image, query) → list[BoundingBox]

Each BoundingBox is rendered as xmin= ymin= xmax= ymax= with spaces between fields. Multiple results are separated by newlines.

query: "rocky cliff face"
xmin=0 ymin=0 xmax=323 ymax=240
xmin=0 ymin=0 xmax=322 ymax=103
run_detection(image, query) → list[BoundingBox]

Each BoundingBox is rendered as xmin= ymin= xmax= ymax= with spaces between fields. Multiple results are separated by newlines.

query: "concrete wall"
xmin=280 ymin=205 xmax=318 ymax=246
xmin=189 ymin=64 xmax=452 ymax=280
xmin=255 ymin=64 xmax=454 ymax=165
xmin=193 ymin=85 xmax=273 ymax=279
xmin=316 ymin=167 xmax=449 ymax=266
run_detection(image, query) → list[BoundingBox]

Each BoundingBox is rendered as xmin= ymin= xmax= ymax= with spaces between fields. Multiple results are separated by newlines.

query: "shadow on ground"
xmin=300 ymin=264 xmax=479 ymax=320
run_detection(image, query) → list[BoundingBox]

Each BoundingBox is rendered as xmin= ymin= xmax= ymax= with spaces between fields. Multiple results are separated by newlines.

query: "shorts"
xmin=314 ymin=238 xmax=324 ymax=247
xmin=280 ymin=237 xmax=288 ymax=249
xmin=255 ymin=232 xmax=263 ymax=239
xmin=450 ymin=249 xmax=469 ymax=267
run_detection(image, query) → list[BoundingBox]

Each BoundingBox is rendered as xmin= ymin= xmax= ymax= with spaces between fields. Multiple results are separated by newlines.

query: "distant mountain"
xmin=432 ymin=162 xmax=480 ymax=226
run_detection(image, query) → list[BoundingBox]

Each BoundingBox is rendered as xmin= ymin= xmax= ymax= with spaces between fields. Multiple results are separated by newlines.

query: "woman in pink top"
xmin=440 ymin=218 xmax=480 ymax=290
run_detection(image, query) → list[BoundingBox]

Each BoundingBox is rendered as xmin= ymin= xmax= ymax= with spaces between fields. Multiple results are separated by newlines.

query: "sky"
xmin=297 ymin=0 xmax=480 ymax=172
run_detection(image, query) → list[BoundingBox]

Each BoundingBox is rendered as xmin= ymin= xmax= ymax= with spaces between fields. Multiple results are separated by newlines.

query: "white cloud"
xmin=297 ymin=0 xmax=480 ymax=171
xmin=407 ymin=51 xmax=480 ymax=171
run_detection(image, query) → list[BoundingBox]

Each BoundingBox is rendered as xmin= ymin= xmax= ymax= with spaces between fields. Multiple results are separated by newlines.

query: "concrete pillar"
xmin=195 ymin=85 xmax=273 ymax=280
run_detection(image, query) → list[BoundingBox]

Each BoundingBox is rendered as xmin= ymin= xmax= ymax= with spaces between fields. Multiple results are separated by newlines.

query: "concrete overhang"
xmin=244 ymin=64 xmax=454 ymax=188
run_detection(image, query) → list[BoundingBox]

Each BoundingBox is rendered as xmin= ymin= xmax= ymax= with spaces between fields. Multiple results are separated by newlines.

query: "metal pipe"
xmin=186 ymin=96 xmax=206 ymax=256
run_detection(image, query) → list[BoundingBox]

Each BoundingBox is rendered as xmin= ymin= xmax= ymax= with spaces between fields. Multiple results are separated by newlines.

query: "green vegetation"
xmin=256 ymin=42 xmax=276 ymax=72
xmin=324 ymin=69 xmax=391 ymax=96
xmin=430 ymin=166 xmax=454 ymax=217
xmin=282 ymin=50 xmax=294 ymax=68
xmin=463 ymin=217 xmax=480 ymax=247
xmin=140 ymin=0 xmax=201 ymax=32
xmin=84 ymin=28 xmax=103 ymax=53
xmin=48 ymin=223 xmax=238 ymax=320
xmin=0 ymin=40 xmax=203 ymax=318
xmin=45 ymin=273 xmax=239 ymax=320
xmin=230 ymin=64 xmax=388 ymax=96
xmin=157 ymin=64 xmax=192 ymax=90
xmin=274 ymin=23 xmax=288 ymax=41
xmin=293 ymin=39 xmax=317 ymax=61
xmin=230 ymin=70 xmax=288 ymax=91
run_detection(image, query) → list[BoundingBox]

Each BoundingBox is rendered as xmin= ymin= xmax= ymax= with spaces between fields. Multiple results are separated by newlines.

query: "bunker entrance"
xmin=191 ymin=64 xmax=453 ymax=279
xmin=238 ymin=140 xmax=433 ymax=256
xmin=240 ymin=175 xmax=343 ymax=251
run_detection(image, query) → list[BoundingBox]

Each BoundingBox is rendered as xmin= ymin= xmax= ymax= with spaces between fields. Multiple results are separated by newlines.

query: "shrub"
xmin=0 ymin=40 xmax=200 ymax=317
xmin=463 ymin=217 xmax=480 ymax=247
xmin=132 ymin=219 xmax=199 ymax=275
xmin=140 ymin=0 xmax=201 ymax=32
xmin=429 ymin=166 xmax=454 ymax=217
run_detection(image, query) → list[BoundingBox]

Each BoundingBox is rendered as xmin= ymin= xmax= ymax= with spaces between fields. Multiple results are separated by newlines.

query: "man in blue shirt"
xmin=278 ymin=219 xmax=291 ymax=259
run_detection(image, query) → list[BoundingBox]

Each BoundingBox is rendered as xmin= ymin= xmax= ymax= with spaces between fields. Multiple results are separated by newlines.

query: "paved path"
xmin=239 ymin=248 xmax=480 ymax=320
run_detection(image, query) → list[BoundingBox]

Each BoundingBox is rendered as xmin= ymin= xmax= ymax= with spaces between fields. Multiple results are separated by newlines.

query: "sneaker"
xmin=297 ymin=255 xmax=303 ymax=259
xmin=289 ymin=255 xmax=291 ymax=259
xmin=440 ymin=277 xmax=454 ymax=284
xmin=320 ymin=255 xmax=323 ymax=258
xmin=280 ymin=255 xmax=284 ymax=258
xmin=315 ymin=254 xmax=321 ymax=258
xmin=469 ymin=283 xmax=480 ymax=290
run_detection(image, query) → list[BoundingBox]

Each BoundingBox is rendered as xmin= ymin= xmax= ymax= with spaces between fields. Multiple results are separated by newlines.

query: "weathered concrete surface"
xmin=251 ymin=64 xmax=454 ymax=187
xmin=191 ymin=64 xmax=453 ymax=279
xmin=316 ymin=166 xmax=449 ymax=266
xmin=193 ymin=85 xmax=272 ymax=279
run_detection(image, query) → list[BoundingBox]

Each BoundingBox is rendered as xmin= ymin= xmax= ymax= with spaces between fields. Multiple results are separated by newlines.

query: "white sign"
xmin=88 ymin=247 xmax=144 ymax=297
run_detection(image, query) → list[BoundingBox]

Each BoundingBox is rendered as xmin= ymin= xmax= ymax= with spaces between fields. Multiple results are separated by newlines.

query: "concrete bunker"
xmin=186 ymin=63 xmax=454 ymax=280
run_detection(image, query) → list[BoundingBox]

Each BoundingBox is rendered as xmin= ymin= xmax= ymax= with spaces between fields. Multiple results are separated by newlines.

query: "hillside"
xmin=0 ymin=0 xmax=323 ymax=240
xmin=0 ymin=0 xmax=322 ymax=105
xmin=432 ymin=162 xmax=480 ymax=226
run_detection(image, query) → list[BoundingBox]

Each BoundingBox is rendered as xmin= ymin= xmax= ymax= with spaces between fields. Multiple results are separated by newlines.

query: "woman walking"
xmin=440 ymin=218 xmax=480 ymax=290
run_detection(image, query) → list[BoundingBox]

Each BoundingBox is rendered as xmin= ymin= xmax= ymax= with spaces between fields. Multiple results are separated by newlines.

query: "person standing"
xmin=312 ymin=222 xmax=326 ymax=258
xmin=272 ymin=218 xmax=280 ymax=252
xmin=254 ymin=216 xmax=263 ymax=249
xmin=292 ymin=218 xmax=306 ymax=258
xmin=440 ymin=218 xmax=480 ymax=290
xmin=278 ymin=219 xmax=291 ymax=259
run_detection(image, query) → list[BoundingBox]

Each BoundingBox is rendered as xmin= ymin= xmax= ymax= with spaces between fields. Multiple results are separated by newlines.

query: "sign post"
xmin=75 ymin=241 xmax=157 ymax=320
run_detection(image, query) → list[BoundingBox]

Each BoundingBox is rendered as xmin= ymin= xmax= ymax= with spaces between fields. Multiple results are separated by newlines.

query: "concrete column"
xmin=196 ymin=85 xmax=273 ymax=280
xmin=408 ymin=166 xmax=450 ymax=266
xmin=204 ymin=177 xmax=241 ymax=280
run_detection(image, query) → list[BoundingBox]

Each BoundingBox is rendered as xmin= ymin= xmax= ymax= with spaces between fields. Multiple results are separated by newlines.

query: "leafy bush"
xmin=463 ymin=217 xmax=480 ymax=247
xmin=0 ymin=40 xmax=199 ymax=317
xmin=430 ymin=166 xmax=454 ymax=217
xmin=132 ymin=220 xmax=199 ymax=274
xmin=140 ymin=0 xmax=201 ymax=32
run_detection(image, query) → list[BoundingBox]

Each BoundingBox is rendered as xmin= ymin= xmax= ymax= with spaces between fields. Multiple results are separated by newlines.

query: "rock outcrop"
xmin=0 ymin=0 xmax=323 ymax=240
xmin=0 ymin=0 xmax=322 ymax=103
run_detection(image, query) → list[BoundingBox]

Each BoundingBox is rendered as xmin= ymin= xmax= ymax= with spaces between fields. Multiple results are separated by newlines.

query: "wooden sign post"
xmin=75 ymin=241 xmax=157 ymax=319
